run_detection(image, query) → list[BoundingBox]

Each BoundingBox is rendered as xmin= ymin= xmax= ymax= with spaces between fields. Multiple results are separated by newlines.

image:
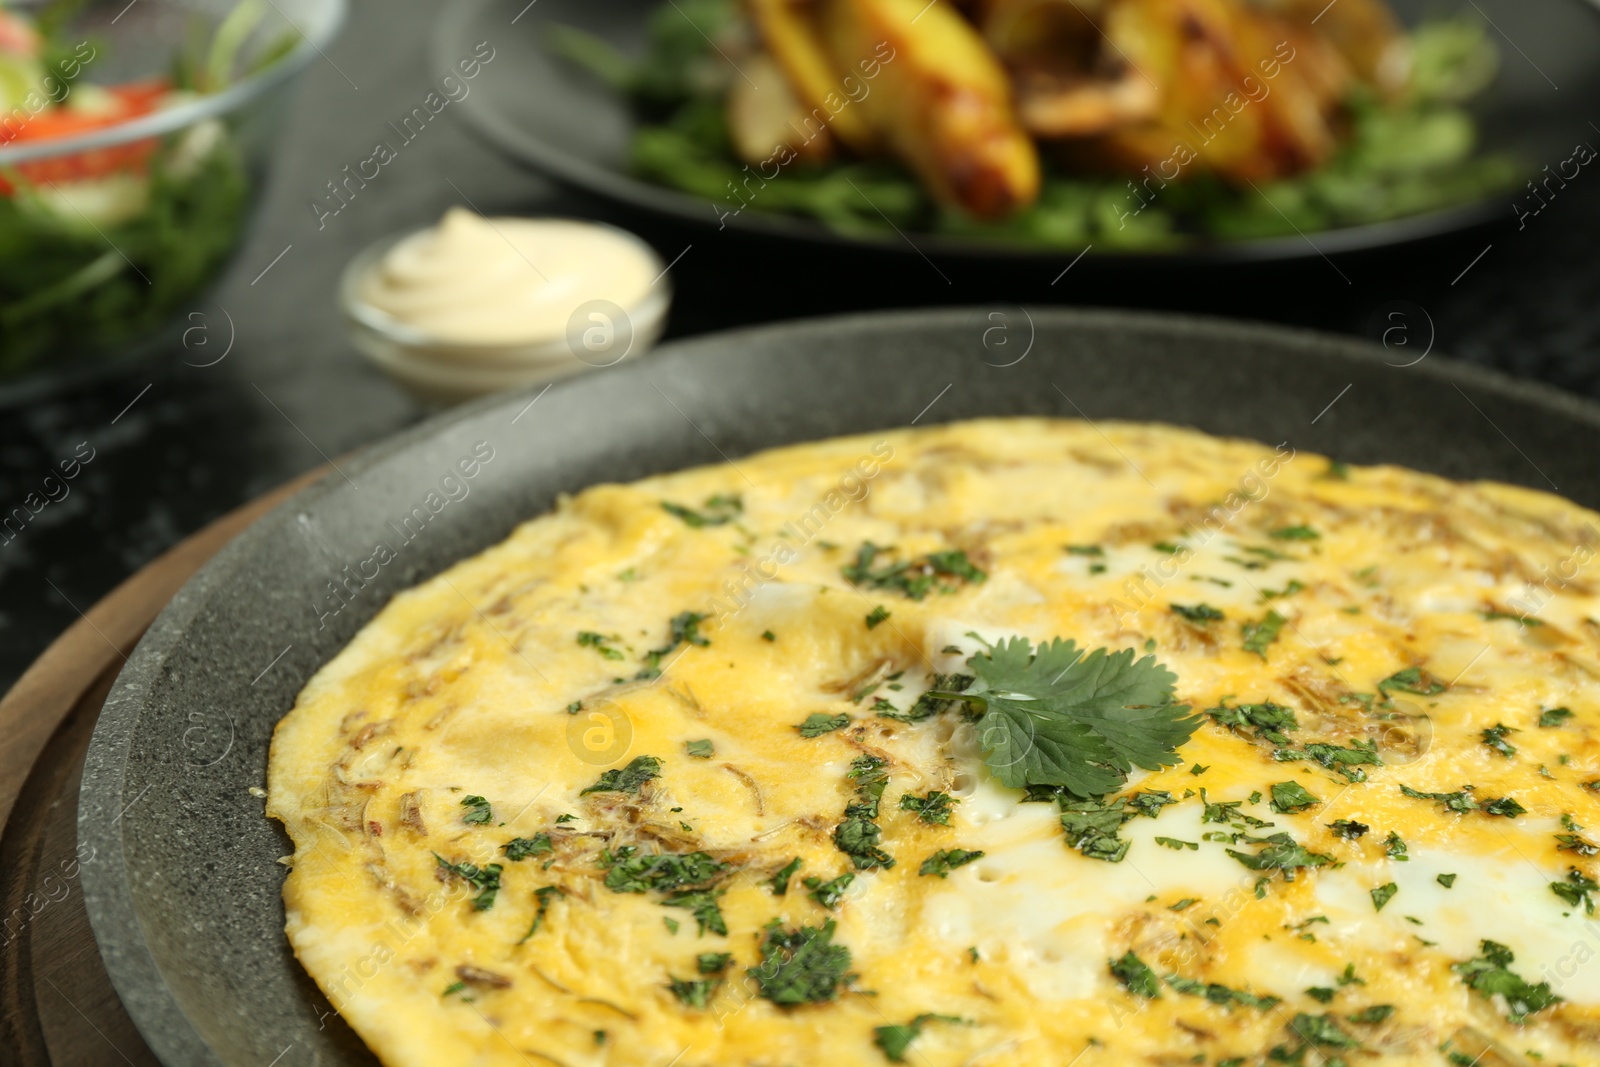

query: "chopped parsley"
xmin=1288 ymin=1012 xmax=1360 ymax=1049
xmin=459 ymin=795 xmax=493 ymax=825
xmin=1452 ymin=940 xmax=1561 ymax=1022
xmin=520 ymin=885 xmax=564 ymax=941
xmin=684 ymin=738 xmax=715 ymax=758
xmin=580 ymin=755 xmax=662 ymax=795
xmin=872 ymin=1014 xmax=964 ymax=1063
xmin=1208 ymin=701 xmax=1299 ymax=744
xmin=804 ymin=872 xmax=855 ymax=909
xmin=667 ymin=976 xmax=720 ymax=1008
xmin=1271 ymin=525 xmax=1320 ymax=541
xmin=1171 ymin=603 xmax=1224 ymax=623
xmin=835 ymin=756 xmax=896 ymax=869
xmin=798 ymin=712 xmax=851 ymax=738
xmin=1551 ymin=867 xmax=1599 ymax=915
xmin=749 ymin=919 xmax=855 ymax=1005
xmin=865 ymin=605 xmax=891 ymax=629
xmin=661 ymin=493 xmax=741 ymax=527
xmin=770 ymin=856 xmax=802 ymax=896
xmin=1540 ymin=706 xmax=1575 ymax=728
xmin=663 ymin=888 xmax=727 ymax=935
xmin=1242 ymin=610 xmax=1287 ymax=658
xmin=919 ymin=848 xmax=985 ymax=878
xmin=1437 ymin=873 xmax=1457 ymax=888
xmin=927 ymin=634 xmax=1197 ymax=797
xmin=1066 ymin=544 xmax=1104 ymax=557
xmin=1377 ymin=667 xmax=1446 ymax=697
xmin=1124 ymin=790 xmax=1177 ymax=818
xmin=1276 ymin=739 xmax=1382 ymax=782
xmin=761 ymin=629 xmax=777 ymax=641
xmin=1226 ymin=833 xmax=1333 ymax=881
xmin=1165 ymin=974 xmax=1281 ymax=1011
xmin=698 ymin=952 xmax=733 ymax=974
xmin=1329 ymin=819 xmax=1369 ymax=839
xmin=1155 ymin=836 xmax=1198 ymax=850
xmin=636 ymin=611 xmax=711 ymax=678
xmin=1061 ymin=796 xmax=1131 ymax=863
xmin=1397 ymin=783 xmax=1524 ymax=818
xmin=899 ymin=790 xmax=957 ymax=825
xmin=1370 ymin=882 xmax=1398 ymax=912
xmin=1481 ymin=722 xmax=1518 ymax=759
xmin=1110 ymin=951 xmax=1161 ymax=998
xmin=577 ymin=631 xmax=624 ymax=660
xmin=1347 ymin=1004 xmax=1393 ymax=1024
xmin=502 ymin=834 xmax=553 ymax=861
xmin=1270 ymin=781 xmax=1321 ymax=814
xmin=601 ymin=847 xmax=726 ymax=893
xmin=1384 ymin=831 xmax=1409 ymax=861
xmin=434 ymin=854 xmax=502 ymax=911
xmin=841 ymin=542 xmax=987 ymax=600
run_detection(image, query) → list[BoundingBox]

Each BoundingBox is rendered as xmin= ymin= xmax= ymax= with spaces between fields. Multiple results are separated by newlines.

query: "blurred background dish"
xmin=0 ymin=0 xmax=345 ymax=403
xmin=441 ymin=0 xmax=1600 ymax=261
xmin=340 ymin=209 xmax=671 ymax=404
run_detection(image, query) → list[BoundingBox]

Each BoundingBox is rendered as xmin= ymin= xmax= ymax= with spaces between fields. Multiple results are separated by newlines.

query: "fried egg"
xmin=267 ymin=418 xmax=1600 ymax=1066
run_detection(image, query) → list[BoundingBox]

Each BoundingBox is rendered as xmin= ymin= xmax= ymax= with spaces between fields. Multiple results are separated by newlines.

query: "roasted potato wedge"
xmin=727 ymin=51 xmax=837 ymax=165
xmin=820 ymin=0 xmax=1041 ymax=217
xmin=746 ymin=0 xmax=877 ymax=152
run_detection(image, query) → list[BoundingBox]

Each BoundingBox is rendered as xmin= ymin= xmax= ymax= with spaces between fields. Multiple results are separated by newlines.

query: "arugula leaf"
xmin=798 ymin=713 xmax=851 ymax=738
xmin=661 ymin=493 xmax=741 ymax=527
xmin=1242 ymin=610 xmax=1287 ymax=658
xmin=1452 ymin=940 xmax=1561 ymax=1022
xmin=938 ymin=635 xmax=1197 ymax=795
xmin=502 ymin=834 xmax=552 ymax=861
xmin=581 ymin=755 xmax=662 ymax=795
xmin=749 ymin=919 xmax=854 ymax=1005
xmin=918 ymin=848 xmax=985 ymax=878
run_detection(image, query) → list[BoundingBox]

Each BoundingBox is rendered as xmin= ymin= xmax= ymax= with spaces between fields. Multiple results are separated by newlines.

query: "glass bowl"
xmin=0 ymin=0 xmax=345 ymax=404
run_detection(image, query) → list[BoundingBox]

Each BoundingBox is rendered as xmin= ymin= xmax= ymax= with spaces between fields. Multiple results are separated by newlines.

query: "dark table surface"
xmin=5 ymin=0 xmax=1600 ymax=693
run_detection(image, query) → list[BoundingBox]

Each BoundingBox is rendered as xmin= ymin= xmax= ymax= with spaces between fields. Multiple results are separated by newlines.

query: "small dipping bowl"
xmin=340 ymin=210 xmax=671 ymax=404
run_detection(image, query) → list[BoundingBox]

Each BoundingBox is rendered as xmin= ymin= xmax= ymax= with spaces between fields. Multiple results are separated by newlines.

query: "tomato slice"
xmin=0 ymin=79 xmax=172 ymax=193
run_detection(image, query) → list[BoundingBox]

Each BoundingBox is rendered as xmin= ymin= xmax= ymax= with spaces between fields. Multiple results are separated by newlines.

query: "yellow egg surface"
xmin=266 ymin=418 xmax=1600 ymax=1067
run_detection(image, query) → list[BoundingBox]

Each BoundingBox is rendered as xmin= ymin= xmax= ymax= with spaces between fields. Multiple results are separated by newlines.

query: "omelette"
xmin=266 ymin=418 xmax=1600 ymax=1067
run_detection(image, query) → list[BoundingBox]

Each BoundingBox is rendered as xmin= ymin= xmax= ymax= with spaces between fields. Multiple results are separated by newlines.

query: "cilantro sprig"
xmin=928 ymin=634 xmax=1198 ymax=796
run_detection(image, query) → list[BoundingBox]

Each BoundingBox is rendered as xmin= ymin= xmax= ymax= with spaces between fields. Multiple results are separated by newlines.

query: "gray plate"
xmin=80 ymin=308 xmax=1600 ymax=1066
xmin=440 ymin=0 xmax=1600 ymax=262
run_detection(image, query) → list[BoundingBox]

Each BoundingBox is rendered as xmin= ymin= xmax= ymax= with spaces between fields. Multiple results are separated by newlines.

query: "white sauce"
xmin=358 ymin=208 xmax=657 ymax=346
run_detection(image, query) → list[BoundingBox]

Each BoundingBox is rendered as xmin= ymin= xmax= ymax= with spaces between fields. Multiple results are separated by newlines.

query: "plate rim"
xmin=78 ymin=305 xmax=1600 ymax=1067
xmin=435 ymin=0 xmax=1595 ymax=264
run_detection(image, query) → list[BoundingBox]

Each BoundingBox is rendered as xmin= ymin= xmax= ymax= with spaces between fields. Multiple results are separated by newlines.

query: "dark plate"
xmin=80 ymin=308 xmax=1600 ymax=1066
xmin=439 ymin=0 xmax=1600 ymax=263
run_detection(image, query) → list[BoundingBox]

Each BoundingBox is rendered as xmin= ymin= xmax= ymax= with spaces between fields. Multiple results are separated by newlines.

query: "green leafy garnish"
xmin=1270 ymin=525 xmax=1320 ymax=541
xmin=434 ymin=854 xmax=502 ymax=911
xmin=1378 ymin=667 xmax=1446 ymax=696
xmin=1551 ymin=867 xmax=1599 ymax=915
xmin=1208 ymin=701 xmax=1300 ymax=744
xmin=661 ymin=493 xmax=741 ymax=527
xmin=459 ymin=795 xmax=493 ymax=824
xmin=842 ymin=543 xmax=987 ymax=600
xmin=918 ymin=848 xmax=985 ymax=878
xmin=1165 ymin=974 xmax=1281 ymax=1010
xmin=1226 ymin=834 xmax=1333 ymax=881
xmin=872 ymin=1014 xmax=965 ymax=1063
xmin=664 ymin=888 xmax=727 ymax=935
xmin=581 ymin=755 xmax=663 ymax=795
xmin=1328 ymin=819 xmax=1369 ymax=839
xmin=1171 ymin=603 xmax=1224 ymax=623
xmin=685 ymin=738 xmax=715 ymax=758
xmin=899 ymin=790 xmax=957 ymax=825
xmin=1110 ymin=951 xmax=1161 ymax=997
xmin=865 ymin=605 xmax=891 ymax=629
xmin=798 ymin=713 xmax=851 ymax=738
xmin=637 ymin=611 xmax=711 ymax=678
xmin=698 ymin=952 xmax=733 ymax=974
xmin=1288 ymin=1012 xmax=1360 ymax=1049
xmin=929 ymin=635 xmax=1197 ymax=796
xmin=1370 ymin=882 xmax=1398 ymax=912
xmin=1242 ymin=611 xmax=1287 ymax=659
xmin=1481 ymin=722 xmax=1518 ymax=759
xmin=770 ymin=856 xmax=802 ymax=896
xmin=804 ymin=872 xmax=855 ymax=909
xmin=1452 ymin=940 xmax=1561 ymax=1022
xmin=502 ymin=834 xmax=552 ymax=861
xmin=667 ymin=976 xmax=720 ymax=1008
xmin=1270 ymin=781 xmax=1321 ymax=814
xmin=577 ymin=631 xmax=624 ymax=660
xmin=601 ymin=847 xmax=726 ymax=893
xmin=520 ymin=885 xmax=565 ymax=941
xmin=1540 ymin=706 xmax=1574 ymax=728
xmin=1060 ymin=796 xmax=1131 ymax=863
xmin=749 ymin=919 xmax=854 ymax=1005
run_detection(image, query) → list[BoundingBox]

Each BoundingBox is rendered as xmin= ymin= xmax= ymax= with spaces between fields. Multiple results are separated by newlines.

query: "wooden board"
xmin=0 ymin=466 xmax=329 ymax=1067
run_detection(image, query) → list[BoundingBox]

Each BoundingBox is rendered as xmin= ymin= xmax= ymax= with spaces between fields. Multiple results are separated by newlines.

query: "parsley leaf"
xmin=749 ymin=919 xmax=854 ymax=1005
xmin=1289 ymin=1012 xmax=1360 ymax=1049
xmin=1270 ymin=781 xmax=1321 ymax=814
xmin=577 ymin=631 xmax=624 ymax=660
xmin=865 ymin=605 xmax=891 ymax=629
xmin=918 ymin=848 xmax=985 ymax=878
xmin=502 ymin=834 xmax=552 ymax=861
xmin=935 ymin=635 xmax=1198 ymax=795
xmin=667 ymin=976 xmax=720 ymax=1008
xmin=663 ymin=888 xmax=727 ymax=935
xmin=684 ymin=738 xmax=715 ymax=758
xmin=804 ymin=872 xmax=855 ymax=909
xmin=1271 ymin=525 xmax=1320 ymax=541
xmin=1540 ymin=706 xmax=1574 ymax=728
xmin=1226 ymin=833 xmax=1333 ymax=881
xmin=601 ymin=847 xmax=726 ymax=893
xmin=1378 ymin=667 xmax=1446 ymax=696
xmin=580 ymin=755 xmax=663 ymax=796
xmin=434 ymin=854 xmax=502 ymax=910
xmin=1328 ymin=819 xmax=1369 ymax=839
xmin=1242 ymin=610 xmax=1287 ymax=659
xmin=661 ymin=493 xmax=741 ymax=527
xmin=698 ymin=952 xmax=733 ymax=974
xmin=798 ymin=713 xmax=851 ymax=738
xmin=1110 ymin=951 xmax=1161 ymax=997
xmin=1551 ymin=867 xmax=1599 ymax=915
xmin=770 ymin=856 xmax=801 ymax=896
xmin=459 ymin=795 xmax=493 ymax=824
xmin=872 ymin=1014 xmax=964 ymax=1063
xmin=899 ymin=790 xmax=957 ymax=825
xmin=1370 ymin=882 xmax=1398 ymax=912
xmin=1171 ymin=603 xmax=1224 ymax=623
xmin=1481 ymin=722 xmax=1518 ymax=759
xmin=1452 ymin=940 xmax=1561 ymax=1022
xmin=519 ymin=885 xmax=564 ymax=941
